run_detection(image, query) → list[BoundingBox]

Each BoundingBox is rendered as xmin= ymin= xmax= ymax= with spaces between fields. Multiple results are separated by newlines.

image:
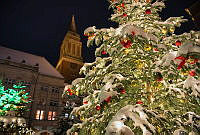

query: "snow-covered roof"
xmin=0 ymin=46 xmax=64 ymax=79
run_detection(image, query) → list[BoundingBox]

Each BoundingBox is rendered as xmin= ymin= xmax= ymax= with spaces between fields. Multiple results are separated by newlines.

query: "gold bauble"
xmin=169 ymin=27 xmax=175 ymax=33
xmin=187 ymin=58 xmax=194 ymax=64
xmin=80 ymin=116 xmax=85 ymax=121
xmin=134 ymin=60 xmax=145 ymax=69
xmin=161 ymin=28 xmax=168 ymax=34
xmin=144 ymin=44 xmax=152 ymax=51
xmin=124 ymin=49 xmax=130 ymax=54
xmin=179 ymin=99 xmax=185 ymax=103
xmin=157 ymin=126 xmax=162 ymax=133
xmin=131 ymin=82 xmax=137 ymax=87
xmin=180 ymin=70 xmax=188 ymax=76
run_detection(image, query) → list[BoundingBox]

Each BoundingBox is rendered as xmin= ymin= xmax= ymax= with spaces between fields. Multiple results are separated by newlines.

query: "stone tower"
xmin=56 ymin=15 xmax=83 ymax=83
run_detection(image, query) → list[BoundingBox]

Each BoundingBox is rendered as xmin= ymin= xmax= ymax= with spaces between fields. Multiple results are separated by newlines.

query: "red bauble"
xmin=101 ymin=50 xmax=107 ymax=55
xmin=131 ymin=31 xmax=135 ymax=36
xmin=83 ymin=101 xmax=88 ymax=104
xmin=175 ymin=41 xmax=182 ymax=46
xmin=154 ymin=48 xmax=159 ymax=51
xmin=120 ymin=40 xmax=132 ymax=48
xmin=67 ymin=88 xmax=72 ymax=92
xmin=120 ymin=89 xmax=126 ymax=94
xmin=189 ymin=71 xmax=196 ymax=76
xmin=123 ymin=13 xmax=127 ymax=17
xmin=96 ymin=105 xmax=101 ymax=110
xmin=69 ymin=92 xmax=73 ymax=96
xmin=105 ymin=96 xmax=112 ymax=103
xmin=121 ymin=3 xmax=125 ymax=8
xmin=157 ymin=77 xmax=163 ymax=82
xmin=136 ymin=100 xmax=143 ymax=104
xmin=145 ymin=9 xmax=151 ymax=14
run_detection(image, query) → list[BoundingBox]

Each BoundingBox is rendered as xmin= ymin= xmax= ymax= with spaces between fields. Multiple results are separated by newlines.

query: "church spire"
xmin=69 ymin=15 xmax=77 ymax=32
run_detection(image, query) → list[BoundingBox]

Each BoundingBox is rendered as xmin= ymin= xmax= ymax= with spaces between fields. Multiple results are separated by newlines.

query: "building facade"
xmin=0 ymin=46 xmax=65 ymax=130
xmin=56 ymin=16 xmax=83 ymax=83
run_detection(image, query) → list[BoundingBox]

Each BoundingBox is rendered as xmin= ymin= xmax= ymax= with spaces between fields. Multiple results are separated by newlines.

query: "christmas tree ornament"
xmin=153 ymin=48 xmax=159 ymax=51
xmin=175 ymin=40 xmax=182 ymax=46
xmin=161 ymin=27 xmax=168 ymax=35
xmin=124 ymin=49 xmax=130 ymax=54
xmin=145 ymin=9 xmax=151 ymax=14
xmin=105 ymin=96 xmax=112 ymax=103
xmin=144 ymin=44 xmax=152 ymax=51
xmin=120 ymin=39 xmax=132 ymax=48
xmin=189 ymin=71 xmax=196 ymax=76
xmin=120 ymin=89 xmax=126 ymax=94
xmin=96 ymin=105 xmax=101 ymax=111
xmin=83 ymin=101 xmax=88 ymax=104
xmin=121 ymin=3 xmax=125 ymax=8
xmin=175 ymin=56 xmax=187 ymax=70
xmin=101 ymin=50 xmax=107 ymax=55
xmin=169 ymin=27 xmax=175 ymax=33
xmin=180 ymin=70 xmax=188 ymax=76
xmin=123 ymin=13 xmax=127 ymax=17
xmin=135 ymin=60 xmax=145 ymax=69
xmin=136 ymin=100 xmax=143 ymax=104
xmin=131 ymin=31 xmax=135 ymax=36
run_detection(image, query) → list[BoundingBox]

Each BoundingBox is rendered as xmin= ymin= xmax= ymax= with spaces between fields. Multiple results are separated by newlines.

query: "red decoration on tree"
xmin=190 ymin=58 xmax=198 ymax=64
xmin=175 ymin=56 xmax=188 ymax=70
xmin=120 ymin=40 xmax=132 ymax=48
xmin=154 ymin=48 xmax=159 ymax=51
xmin=131 ymin=31 xmax=135 ymax=36
xmin=67 ymin=88 xmax=72 ymax=92
xmin=69 ymin=92 xmax=73 ymax=96
xmin=189 ymin=71 xmax=196 ymax=76
xmin=120 ymin=89 xmax=126 ymax=94
xmin=121 ymin=3 xmax=125 ymax=8
xmin=83 ymin=101 xmax=88 ymax=104
xmin=145 ymin=9 xmax=151 ymax=14
xmin=96 ymin=105 xmax=101 ymax=110
xmin=136 ymin=100 xmax=143 ymax=104
xmin=104 ymin=96 xmax=112 ymax=103
xmin=101 ymin=50 xmax=107 ymax=55
xmin=157 ymin=77 xmax=163 ymax=82
xmin=175 ymin=41 xmax=182 ymax=46
xmin=123 ymin=13 xmax=127 ymax=17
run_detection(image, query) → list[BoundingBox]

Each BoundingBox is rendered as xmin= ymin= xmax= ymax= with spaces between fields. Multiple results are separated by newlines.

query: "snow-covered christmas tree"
xmin=67 ymin=0 xmax=200 ymax=134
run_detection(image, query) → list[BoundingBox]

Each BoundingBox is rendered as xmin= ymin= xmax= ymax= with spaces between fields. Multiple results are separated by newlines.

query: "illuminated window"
xmin=48 ymin=111 xmax=56 ymax=120
xmin=35 ymin=110 xmax=44 ymax=120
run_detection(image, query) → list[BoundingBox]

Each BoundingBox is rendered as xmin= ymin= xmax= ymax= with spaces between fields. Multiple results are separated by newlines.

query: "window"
xmin=35 ymin=110 xmax=44 ymax=120
xmin=52 ymin=87 xmax=59 ymax=93
xmin=5 ymin=78 xmax=15 ymax=85
xmin=41 ymin=86 xmax=48 ymax=91
xmin=72 ymin=45 xmax=75 ymax=55
xmin=48 ymin=111 xmax=56 ymax=120
xmin=49 ymin=101 xmax=58 ymax=106
xmin=67 ymin=42 xmax=71 ymax=53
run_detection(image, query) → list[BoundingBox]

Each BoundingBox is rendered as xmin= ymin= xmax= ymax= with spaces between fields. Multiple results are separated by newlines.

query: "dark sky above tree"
xmin=0 ymin=0 xmax=198 ymax=66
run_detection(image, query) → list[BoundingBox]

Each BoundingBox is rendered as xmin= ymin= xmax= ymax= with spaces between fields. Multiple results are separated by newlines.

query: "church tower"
xmin=56 ymin=15 xmax=83 ymax=83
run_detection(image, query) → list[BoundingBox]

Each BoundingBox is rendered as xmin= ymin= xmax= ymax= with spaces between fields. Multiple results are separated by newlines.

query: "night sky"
xmin=0 ymin=0 xmax=198 ymax=66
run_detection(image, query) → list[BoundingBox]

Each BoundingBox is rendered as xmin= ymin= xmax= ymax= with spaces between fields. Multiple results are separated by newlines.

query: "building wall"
xmin=0 ymin=59 xmax=65 ymax=130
